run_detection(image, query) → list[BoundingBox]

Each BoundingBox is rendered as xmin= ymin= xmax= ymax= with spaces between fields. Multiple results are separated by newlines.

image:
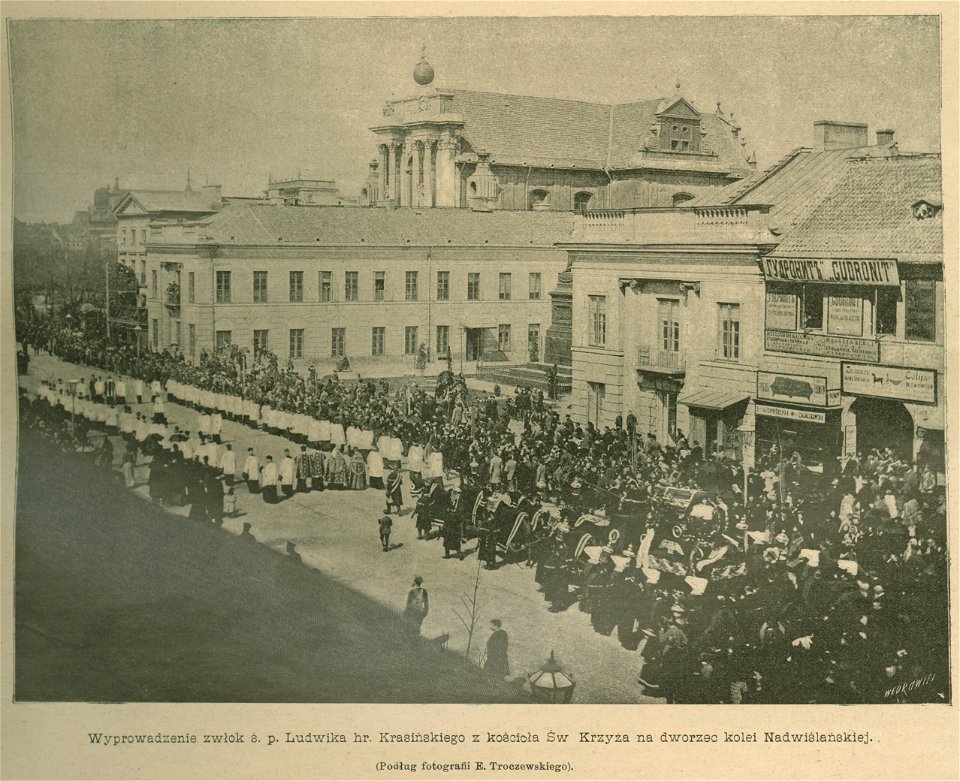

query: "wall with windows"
xmin=143 ymin=242 xmax=566 ymax=368
xmin=568 ymin=249 xmax=763 ymax=432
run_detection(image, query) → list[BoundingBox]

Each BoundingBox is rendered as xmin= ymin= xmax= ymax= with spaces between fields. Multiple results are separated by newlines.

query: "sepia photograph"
xmin=1 ymin=2 xmax=953 ymax=741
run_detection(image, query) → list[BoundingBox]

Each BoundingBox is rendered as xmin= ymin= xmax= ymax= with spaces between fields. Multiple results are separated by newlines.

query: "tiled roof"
xmin=772 ymin=154 xmax=942 ymax=262
xmin=118 ymin=190 xmax=223 ymax=215
xmin=192 ymin=203 xmax=576 ymax=247
xmin=688 ymin=143 xmax=898 ymax=238
xmin=435 ymin=89 xmax=753 ymax=174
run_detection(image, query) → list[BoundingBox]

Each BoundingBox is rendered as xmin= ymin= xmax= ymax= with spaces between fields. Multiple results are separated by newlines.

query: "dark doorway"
xmin=853 ymin=397 xmax=914 ymax=460
xmin=465 ymin=329 xmax=483 ymax=361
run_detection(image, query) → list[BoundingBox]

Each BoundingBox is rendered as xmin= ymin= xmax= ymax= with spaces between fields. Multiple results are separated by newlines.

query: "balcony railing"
xmin=573 ymin=204 xmax=773 ymax=245
xmin=637 ymin=345 xmax=685 ymax=374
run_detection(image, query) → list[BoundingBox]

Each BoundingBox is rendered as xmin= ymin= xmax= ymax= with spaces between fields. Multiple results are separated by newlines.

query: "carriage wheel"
xmin=608 ymin=528 xmax=621 ymax=546
xmin=505 ymin=511 xmax=529 ymax=554
xmin=689 ymin=542 xmax=711 ymax=573
xmin=531 ymin=510 xmax=547 ymax=534
xmin=671 ymin=523 xmax=684 ymax=540
xmin=471 ymin=492 xmax=485 ymax=525
xmin=574 ymin=532 xmax=595 ymax=560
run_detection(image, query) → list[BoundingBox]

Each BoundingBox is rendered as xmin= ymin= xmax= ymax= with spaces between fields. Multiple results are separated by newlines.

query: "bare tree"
xmin=452 ymin=553 xmax=484 ymax=663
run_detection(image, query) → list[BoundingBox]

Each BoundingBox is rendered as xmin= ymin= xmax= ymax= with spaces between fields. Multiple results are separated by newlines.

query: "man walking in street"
xmin=385 ymin=466 xmax=403 ymax=514
xmin=402 ymin=576 xmax=429 ymax=636
xmin=484 ymin=619 xmax=510 ymax=679
xmin=379 ymin=514 xmax=393 ymax=552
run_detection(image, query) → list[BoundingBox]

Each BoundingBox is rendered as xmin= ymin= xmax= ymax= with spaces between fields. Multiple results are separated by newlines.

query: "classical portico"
xmin=371 ymin=52 xmax=464 ymax=208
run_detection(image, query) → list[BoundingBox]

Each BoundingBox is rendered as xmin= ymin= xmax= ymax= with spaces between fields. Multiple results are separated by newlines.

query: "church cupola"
xmin=413 ymin=45 xmax=435 ymax=86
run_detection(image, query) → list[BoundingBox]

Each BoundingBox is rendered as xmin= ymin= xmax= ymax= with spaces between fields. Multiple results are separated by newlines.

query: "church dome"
xmin=413 ymin=48 xmax=434 ymax=86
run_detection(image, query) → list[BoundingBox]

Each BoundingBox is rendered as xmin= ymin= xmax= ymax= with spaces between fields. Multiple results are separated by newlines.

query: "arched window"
xmin=574 ymin=191 xmax=593 ymax=212
xmin=528 ymin=189 xmax=550 ymax=211
xmin=672 ymin=192 xmax=695 ymax=207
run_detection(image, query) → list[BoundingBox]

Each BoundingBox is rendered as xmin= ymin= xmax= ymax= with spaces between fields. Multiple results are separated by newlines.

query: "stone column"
xmin=422 ymin=140 xmax=435 ymax=208
xmin=378 ymin=145 xmax=388 ymax=204
xmin=413 ymin=141 xmax=424 ymax=207
xmin=436 ymin=135 xmax=458 ymax=207
xmin=398 ymin=146 xmax=408 ymax=207
xmin=387 ymin=143 xmax=398 ymax=203
xmin=394 ymin=142 xmax=405 ymax=207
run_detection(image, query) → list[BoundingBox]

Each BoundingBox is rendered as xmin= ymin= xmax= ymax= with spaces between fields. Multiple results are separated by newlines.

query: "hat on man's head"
xmin=413 ymin=575 xmax=423 ymax=585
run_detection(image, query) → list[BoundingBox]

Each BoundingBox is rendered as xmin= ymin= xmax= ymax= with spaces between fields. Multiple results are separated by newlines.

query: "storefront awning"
xmin=677 ymin=389 xmax=751 ymax=411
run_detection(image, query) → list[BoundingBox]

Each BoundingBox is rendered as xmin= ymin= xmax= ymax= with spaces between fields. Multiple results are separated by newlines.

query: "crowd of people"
xmin=16 ymin=321 xmax=951 ymax=704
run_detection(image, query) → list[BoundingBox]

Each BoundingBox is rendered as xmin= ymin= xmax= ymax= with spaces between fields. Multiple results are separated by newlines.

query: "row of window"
xmin=766 ymin=282 xmax=936 ymax=342
xmin=587 ymin=295 xmax=742 ymax=360
xmin=120 ymin=228 xmax=148 ymax=245
xmin=200 ymin=270 xmax=544 ymax=304
xmin=151 ymin=321 xmax=542 ymax=359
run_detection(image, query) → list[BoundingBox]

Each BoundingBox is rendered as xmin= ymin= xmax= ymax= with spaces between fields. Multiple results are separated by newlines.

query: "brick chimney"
xmin=813 ymin=120 xmax=869 ymax=151
xmin=876 ymin=128 xmax=895 ymax=145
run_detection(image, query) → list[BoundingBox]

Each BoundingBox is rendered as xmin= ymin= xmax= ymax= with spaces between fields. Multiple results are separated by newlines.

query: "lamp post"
xmin=528 ymin=651 xmax=576 ymax=704
xmin=737 ymin=423 xmax=755 ymax=507
xmin=133 ymin=325 xmax=142 ymax=358
xmin=68 ymin=377 xmax=80 ymax=441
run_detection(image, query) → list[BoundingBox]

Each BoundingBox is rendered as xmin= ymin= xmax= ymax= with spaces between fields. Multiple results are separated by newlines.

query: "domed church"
xmin=367 ymin=50 xmax=757 ymax=211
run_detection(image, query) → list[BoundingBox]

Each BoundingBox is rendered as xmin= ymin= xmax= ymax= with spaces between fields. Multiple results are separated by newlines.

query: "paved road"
xmin=19 ymin=354 xmax=657 ymax=703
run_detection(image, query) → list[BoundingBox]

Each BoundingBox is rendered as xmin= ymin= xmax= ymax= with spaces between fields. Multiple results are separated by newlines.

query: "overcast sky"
xmin=7 ymin=14 xmax=942 ymax=223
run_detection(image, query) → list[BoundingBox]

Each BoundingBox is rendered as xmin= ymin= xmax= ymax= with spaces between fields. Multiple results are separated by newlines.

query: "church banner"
xmin=841 ymin=363 xmax=937 ymax=404
xmin=762 ymin=257 xmax=900 ymax=286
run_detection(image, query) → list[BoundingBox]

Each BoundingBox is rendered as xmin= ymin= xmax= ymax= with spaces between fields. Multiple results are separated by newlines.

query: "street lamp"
xmin=528 ymin=651 xmax=576 ymax=704
xmin=737 ymin=423 xmax=756 ymax=506
xmin=133 ymin=325 xmax=142 ymax=357
xmin=68 ymin=377 xmax=80 ymax=441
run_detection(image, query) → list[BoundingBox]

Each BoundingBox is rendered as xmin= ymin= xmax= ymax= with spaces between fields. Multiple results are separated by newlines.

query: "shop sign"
xmin=757 ymin=371 xmax=829 ymax=406
xmin=762 ymin=257 xmax=900 ymax=286
xmin=766 ymin=291 xmax=798 ymax=330
xmin=841 ymin=363 xmax=937 ymax=404
xmin=765 ymin=329 xmax=880 ymax=362
xmin=827 ymin=295 xmax=863 ymax=336
xmin=755 ymin=403 xmax=826 ymax=424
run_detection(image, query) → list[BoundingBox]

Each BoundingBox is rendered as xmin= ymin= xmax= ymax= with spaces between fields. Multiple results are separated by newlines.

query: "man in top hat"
xmin=285 ymin=541 xmax=303 ymax=566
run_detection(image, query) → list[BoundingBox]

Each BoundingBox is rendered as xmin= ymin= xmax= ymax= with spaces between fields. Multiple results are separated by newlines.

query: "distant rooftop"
xmin=164 ymin=202 xmax=576 ymax=247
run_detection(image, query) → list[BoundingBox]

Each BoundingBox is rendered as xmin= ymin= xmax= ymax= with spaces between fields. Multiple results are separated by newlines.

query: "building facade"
xmin=566 ymin=206 xmax=772 ymax=458
xmin=368 ymin=54 xmax=756 ymax=212
xmin=143 ymin=204 xmax=572 ymax=370
xmin=754 ymin=152 xmax=944 ymax=467
xmin=563 ymin=122 xmax=943 ymax=469
xmin=115 ymin=185 xmax=227 ymax=290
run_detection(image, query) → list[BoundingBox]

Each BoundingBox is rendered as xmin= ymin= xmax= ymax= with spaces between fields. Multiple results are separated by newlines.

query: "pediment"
xmin=656 ymin=98 xmax=701 ymax=120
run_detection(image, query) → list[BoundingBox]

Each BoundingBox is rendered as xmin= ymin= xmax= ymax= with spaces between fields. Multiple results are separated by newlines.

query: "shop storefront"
xmin=841 ymin=362 xmax=940 ymax=464
xmin=677 ymin=388 xmax=750 ymax=459
xmin=755 ymin=402 xmax=843 ymax=471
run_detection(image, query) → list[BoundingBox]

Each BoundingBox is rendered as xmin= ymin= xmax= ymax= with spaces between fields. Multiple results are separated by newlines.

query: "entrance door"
xmin=587 ymin=382 xmax=605 ymax=427
xmin=853 ymin=397 xmax=914 ymax=459
xmin=465 ymin=329 xmax=482 ymax=361
xmin=656 ymin=390 xmax=677 ymax=444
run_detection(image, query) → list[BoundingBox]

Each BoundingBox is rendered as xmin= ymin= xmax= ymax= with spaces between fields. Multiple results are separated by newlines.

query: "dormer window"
xmin=912 ymin=196 xmax=942 ymax=220
xmin=657 ymin=97 xmax=703 ymax=154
